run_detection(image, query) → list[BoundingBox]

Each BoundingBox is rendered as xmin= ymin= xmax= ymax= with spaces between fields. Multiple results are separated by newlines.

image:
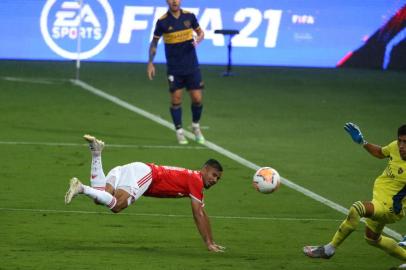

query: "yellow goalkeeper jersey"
xmin=373 ymin=140 xmax=406 ymax=214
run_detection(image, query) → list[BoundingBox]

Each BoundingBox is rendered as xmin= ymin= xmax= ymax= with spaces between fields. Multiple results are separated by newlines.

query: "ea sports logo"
xmin=40 ymin=0 xmax=114 ymax=59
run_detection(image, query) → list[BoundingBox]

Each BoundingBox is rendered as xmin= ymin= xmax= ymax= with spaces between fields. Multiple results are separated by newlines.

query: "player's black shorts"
xmin=167 ymin=69 xmax=204 ymax=93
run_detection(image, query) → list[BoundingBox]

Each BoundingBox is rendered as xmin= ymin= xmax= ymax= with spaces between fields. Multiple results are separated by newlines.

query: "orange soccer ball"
xmin=252 ymin=167 xmax=281 ymax=194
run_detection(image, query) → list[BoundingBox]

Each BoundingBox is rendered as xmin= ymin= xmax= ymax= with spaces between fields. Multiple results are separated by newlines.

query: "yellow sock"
xmin=330 ymin=201 xmax=365 ymax=247
xmin=367 ymin=235 xmax=406 ymax=260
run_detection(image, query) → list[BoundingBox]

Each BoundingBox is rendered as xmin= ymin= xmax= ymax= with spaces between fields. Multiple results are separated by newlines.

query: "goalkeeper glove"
xmin=399 ymin=235 xmax=406 ymax=247
xmin=344 ymin=122 xmax=367 ymax=145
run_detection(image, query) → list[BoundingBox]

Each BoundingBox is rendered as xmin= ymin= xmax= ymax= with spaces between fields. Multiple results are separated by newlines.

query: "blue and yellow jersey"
xmin=373 ymin=140 xmax=406 ymax=213
xmin=153 ymin=9 xmax=200 ymax=75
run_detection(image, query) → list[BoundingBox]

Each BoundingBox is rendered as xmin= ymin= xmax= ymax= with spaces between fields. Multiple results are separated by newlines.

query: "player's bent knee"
xmin=109 ymin=190 xmax=130 ymax=213
xmin=365 ymin=236 xmax=381 ymax=247
xmin=110 ymin=206 xmax=122 ymax=213
xmin=110 ymin=199 xmax=127 ymax=213
xmin=365 ymin=226 xmax=380 ymax=245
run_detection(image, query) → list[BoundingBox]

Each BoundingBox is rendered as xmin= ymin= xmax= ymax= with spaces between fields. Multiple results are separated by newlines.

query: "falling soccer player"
xmin=65 ymin=134 xmax=225 ymax=252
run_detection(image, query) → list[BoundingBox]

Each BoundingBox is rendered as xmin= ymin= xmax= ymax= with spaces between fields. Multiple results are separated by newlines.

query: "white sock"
xmin=191 ymin=122 xmax=200 ymax=129
xmin=82 ymin=185 xmax=117 ymax=209
xmin=90 ymin=153 xmax=106 ymax=190
xmin=176 ymin=128 xmax=185 ymax=134
xmin=324 ymin=243 xmax=336 ymax=255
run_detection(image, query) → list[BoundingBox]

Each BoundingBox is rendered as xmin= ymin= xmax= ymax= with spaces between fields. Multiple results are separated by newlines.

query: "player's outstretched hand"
xmin=344 ymin=122 xmax=366 ymax=145
xmin=207 ymin=243 xmax=226 ymax=252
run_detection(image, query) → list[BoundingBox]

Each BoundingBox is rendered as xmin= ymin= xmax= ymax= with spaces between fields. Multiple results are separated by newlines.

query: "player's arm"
xmin=147 ymin=36 xmax=159 ymax=80
xmin=190 ymin=199 xmax=225 ymax=252
xmin=193 ymin=27 xmax=204 ymax=47
xmin=363 ymin=142 xmax=385 ymax=159
xmin=344 ymin=122 xmax=385 ymax=159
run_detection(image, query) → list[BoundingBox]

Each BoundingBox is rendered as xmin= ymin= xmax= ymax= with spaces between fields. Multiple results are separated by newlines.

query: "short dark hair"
xmin=398 ymin=125 xmax=406 ymax=137
xmin=204 ymin=159 xmax=223 ymax=172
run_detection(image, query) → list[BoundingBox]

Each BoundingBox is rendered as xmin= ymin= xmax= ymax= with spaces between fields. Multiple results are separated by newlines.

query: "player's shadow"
xmin=58 ymin=241 xmax=234 ymax=259
xmin=58 ymin=242 xmax=198 ymax=256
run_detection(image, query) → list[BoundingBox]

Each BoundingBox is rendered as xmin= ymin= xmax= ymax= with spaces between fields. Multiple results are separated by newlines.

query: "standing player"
xmin=147 ymin=0 xmax=205 ymax=145
xmin=65 ymin=135 xmax=225 ymax=252
xmin=303 ymin=123 xmax=406 ymax=268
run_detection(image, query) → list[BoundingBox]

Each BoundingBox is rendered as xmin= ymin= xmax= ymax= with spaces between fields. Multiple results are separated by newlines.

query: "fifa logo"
xmin=40 ymin=0 xmax=114 ymax=59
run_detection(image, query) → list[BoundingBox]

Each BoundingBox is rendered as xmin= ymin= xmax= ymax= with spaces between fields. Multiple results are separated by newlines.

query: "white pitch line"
xmin=0 ymin=208 xmax=343 ymax=222
xmin=1 ymin=76 xmax=66 ymax=85
xmin=68 ymin=78 xmax=400 ymax=240
xmin=0 ymin=141 xmax=206 ymax=150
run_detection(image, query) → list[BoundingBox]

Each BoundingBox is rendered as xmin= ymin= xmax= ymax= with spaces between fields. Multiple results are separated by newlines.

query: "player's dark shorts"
xmin=167 ymin=69 xmax=204 ymax=93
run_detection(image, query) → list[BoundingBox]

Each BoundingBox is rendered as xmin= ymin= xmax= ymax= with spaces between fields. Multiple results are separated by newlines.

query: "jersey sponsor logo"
xmin=40 ymin=0 xmax=114 ymax=59
xmin=163 ymin=29 xmax=193 ymax=44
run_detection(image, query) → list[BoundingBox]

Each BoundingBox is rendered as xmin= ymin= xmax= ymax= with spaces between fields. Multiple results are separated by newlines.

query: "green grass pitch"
xmin=0 ymin=60 xmax=406 ymax=269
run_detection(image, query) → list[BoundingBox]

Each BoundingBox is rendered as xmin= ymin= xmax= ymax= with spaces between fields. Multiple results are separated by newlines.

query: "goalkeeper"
xmin=304 ymin=122 xmax=406 ymax=268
